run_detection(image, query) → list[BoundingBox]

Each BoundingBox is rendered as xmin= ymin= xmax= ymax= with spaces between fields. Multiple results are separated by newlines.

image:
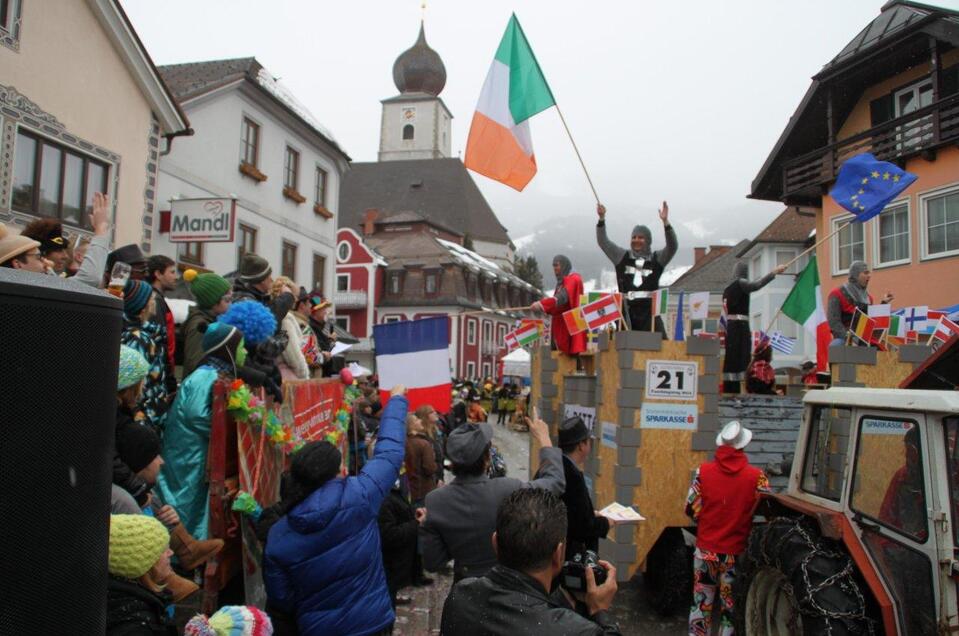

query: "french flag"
xmin=374 ymin=317 xmax=452 ymax=413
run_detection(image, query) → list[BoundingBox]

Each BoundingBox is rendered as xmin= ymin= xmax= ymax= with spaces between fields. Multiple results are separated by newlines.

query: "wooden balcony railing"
xmin=782 ymin=92 xmax=959 ymax=199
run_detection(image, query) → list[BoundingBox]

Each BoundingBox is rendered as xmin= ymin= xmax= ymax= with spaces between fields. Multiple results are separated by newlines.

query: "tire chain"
xmin=755 ymin=517 xmax=877 ymax=636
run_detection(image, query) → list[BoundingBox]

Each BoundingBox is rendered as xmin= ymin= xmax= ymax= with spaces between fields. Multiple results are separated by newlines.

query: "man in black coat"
xmin=556 ymin=416 xmax=614 ymax=556
xmin=377 ymin=482 xmax=420 ymax=607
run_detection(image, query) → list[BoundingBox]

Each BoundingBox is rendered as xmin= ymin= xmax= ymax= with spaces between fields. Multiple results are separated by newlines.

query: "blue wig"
xmin=220 ymin=300 xmax=276 ymax=346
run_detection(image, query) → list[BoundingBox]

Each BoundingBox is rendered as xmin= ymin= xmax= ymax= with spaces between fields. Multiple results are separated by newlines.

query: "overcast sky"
xmin=122 ymin=0 xmax=959 ymax=260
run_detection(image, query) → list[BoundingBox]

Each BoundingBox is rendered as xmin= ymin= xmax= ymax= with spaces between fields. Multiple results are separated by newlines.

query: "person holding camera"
xmin=441 ymin=488 xmax=621 ymax=635
xmin=419 ymin=413 xmax=565 ymax=582
xmin=555 ymin=416 xmax=614 ymax=555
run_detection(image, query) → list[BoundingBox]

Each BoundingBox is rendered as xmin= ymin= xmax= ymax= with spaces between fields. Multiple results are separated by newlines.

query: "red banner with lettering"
xmin=283 ymin=379 xmax=345 ymax=443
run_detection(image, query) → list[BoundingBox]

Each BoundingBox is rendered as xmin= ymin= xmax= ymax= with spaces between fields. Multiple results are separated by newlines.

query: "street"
xmin=394 ymin=418 xmax=687 ymax=635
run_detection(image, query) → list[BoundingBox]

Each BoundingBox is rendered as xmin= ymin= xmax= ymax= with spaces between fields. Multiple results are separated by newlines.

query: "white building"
xmin=152 ymin=58 xmax=350 ymax=293
xmin=736 ymin=207 xmax=817 ymax=370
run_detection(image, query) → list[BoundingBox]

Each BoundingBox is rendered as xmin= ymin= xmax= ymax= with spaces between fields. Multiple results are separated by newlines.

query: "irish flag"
xmin=373 ymin=317 xmax=451 ymax=413
xmin=464 ymin=14 xmax=555 ymax=191
xmin=780 ymin=256 xmax=832 ymax=372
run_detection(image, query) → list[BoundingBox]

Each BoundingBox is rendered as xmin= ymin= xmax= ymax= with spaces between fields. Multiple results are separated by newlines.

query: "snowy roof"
xmin=437 ymin=238 xmax=536 ymax=292
xmin=254 ymin=68 xmax=340 ymax=148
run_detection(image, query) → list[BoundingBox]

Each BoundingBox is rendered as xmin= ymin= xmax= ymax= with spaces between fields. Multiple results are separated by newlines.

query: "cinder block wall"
xmin=829 ymin=345 xmax=932 ymax=388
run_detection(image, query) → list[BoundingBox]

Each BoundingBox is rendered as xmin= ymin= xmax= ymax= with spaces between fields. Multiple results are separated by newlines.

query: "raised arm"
xmin=738 ymin=265 xmax=786 ymax=293
xmin=596 ymin=204 xmax=627 ymax=264
xmin=652 ymin=201 xmax=677 ymax=266
xmin=73 ymin=192 xmax=111 ymax=288
xmin=521 ymin=416 xmax=565 ymax=496
xmin=356 ymin=389 xmax=408 ymax=514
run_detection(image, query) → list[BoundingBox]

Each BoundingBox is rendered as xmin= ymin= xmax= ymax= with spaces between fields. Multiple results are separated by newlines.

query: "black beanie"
xmin=116 ymin=421 xmax=161 ymax=474
xmin=291 ymin=441 xmax=341 ymax=489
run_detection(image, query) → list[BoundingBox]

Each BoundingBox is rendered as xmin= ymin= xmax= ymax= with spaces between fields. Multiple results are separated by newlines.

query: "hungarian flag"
xmin=930 ymin=316 xmax=959 ymax=344
xmin=850 ymin=308 xmax=877 ymax=345
xmin=582 ymin=294 xmax=622 ymax=330
xmin=563 ymin=306 xmax=587 ymax=335
xmin=652 ymin=289 xmax=669 ymax=317
xmin=464 ymin=14 xmax=554 ymax=191
xmin=373 ymin=317 xmax=451 ymax=412
xmin=867 ymin=304 xmax=891 ymax=330
xmin=780 ymin=256 xmax=831 ymax=372
xmin=506 ymin=320 xmax=543 ymax=349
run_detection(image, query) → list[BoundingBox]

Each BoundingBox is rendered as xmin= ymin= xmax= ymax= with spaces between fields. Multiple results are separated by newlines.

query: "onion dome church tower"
xmin=378 ymin=22 xmax=453 ymax=161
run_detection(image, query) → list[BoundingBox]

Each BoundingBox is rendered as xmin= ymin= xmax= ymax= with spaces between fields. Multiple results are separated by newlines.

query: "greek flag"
xmin=769 ymin=331 xmax=796 ymax=355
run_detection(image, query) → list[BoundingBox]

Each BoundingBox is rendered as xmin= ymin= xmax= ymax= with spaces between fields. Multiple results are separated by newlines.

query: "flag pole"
xmin=554 ymin=104 xmax=600 ymax=204
xmin=780 ymin=220 xmax=851 ymax=272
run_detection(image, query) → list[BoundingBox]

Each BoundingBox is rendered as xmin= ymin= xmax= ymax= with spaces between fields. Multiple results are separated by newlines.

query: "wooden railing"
xmin=782 ymin=92 xmax=959 ymax=198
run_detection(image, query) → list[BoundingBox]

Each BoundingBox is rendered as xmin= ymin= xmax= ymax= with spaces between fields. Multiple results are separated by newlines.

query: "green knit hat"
xmin=108 ymin=514 xmax=169 ymax=579
xmin=184 ymin=268 xmax=231 ymax=309
xmin=118 ymin=345 xmax=149 ymax=390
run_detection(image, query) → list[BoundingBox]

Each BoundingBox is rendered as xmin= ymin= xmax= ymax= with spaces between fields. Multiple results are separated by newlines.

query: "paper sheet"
xmin=331 ymin=342 xmax=352 ymax=356
xmin=598 ymin=502 xmax=645 ymax=523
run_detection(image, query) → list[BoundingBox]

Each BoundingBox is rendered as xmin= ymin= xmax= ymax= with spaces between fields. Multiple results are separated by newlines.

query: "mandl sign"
xmin=169 ymin=197 xmax=236 ymax=243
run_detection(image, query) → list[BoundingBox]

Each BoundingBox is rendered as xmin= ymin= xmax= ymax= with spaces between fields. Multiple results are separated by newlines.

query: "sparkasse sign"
xmin=169 ymin=197 xmax=236 ymax=243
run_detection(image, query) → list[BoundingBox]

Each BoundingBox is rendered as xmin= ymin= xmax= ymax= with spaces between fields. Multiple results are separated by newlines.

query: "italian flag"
xmin=464 ymin=14 xmax=555 ymax=191
xmin=652 ymin=289 xmax=669 ymax=317
xmin=780 ymin=256 xmax=832 ymax=372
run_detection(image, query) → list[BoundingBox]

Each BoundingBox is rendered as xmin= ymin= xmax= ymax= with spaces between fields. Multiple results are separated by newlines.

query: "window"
xmin=483 ymin=321 xmax=492 ymax=346
xmin=12 ymin=130 xmax=109 ymax=227
xmin=498 ymin=324 xmax=507 ymax=346
xmin=314 ymin=166 xmax=327 ymax=207
xmin=335 ymin=317 xmax=349 ymax=331
xmin=833 ymin=215 xmax=864 ymax=273
xmin=0 ymin=0 xmax=23 ymax=48
xmin=389 ymin=272 xmax=402 ymax=295
xmin=466 ymin=361 xmax=476 ymax=379
xmin=467 ymin=318 xmax=476 ymax=345
xmin=482 ymin=363 xmax=491 ymax=379
xmin=336 ymin=273 xmax=349 ymax=292
xmin=384 ymin=315 xmax=402 ymax=324
xmin=312 ymin=253 xmax=325 ymax=292
xmin=337 ymin=241 xmax=351 ymax=263
xmin=943 ymin=417 xmax=959 ymax=544
xmin=284 ymin=146 xmax=299 ymax=190
xmin=852 ymin=417 xmax=926 ymax=541
xmin=237 ymin=223 xmax=257 ymax=268
xmin=241 ymin=118 xmax=259 ymax=166
xmin=800 ymin=405 xmax=852 ymax=502
xmin=281 ymin=241 xmax=297 ymax=280
xmin=180 ymin=242 xmax=204 ymax=266
xmin=425 ymin=272 xmax=437 ymax=294
xmin=750 ymin=254 xmax=762 ymax=279
xmin=775 ymin=249 xmax=797 ymax=274
xmin=875 ymin=202 xmax=910 ymax=266
xmin=894 ymin=79 xmax=933 ymax=150
xmin=402 ymin=124 xmax=414 ymax=140
xmin=923 ymin=188 xmax=959 ymax=259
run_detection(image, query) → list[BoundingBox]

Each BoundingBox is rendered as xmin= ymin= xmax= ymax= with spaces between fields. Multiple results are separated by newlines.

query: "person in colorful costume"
xmin=531 ymin=255 xmax=586 ymax=355
xmin=685 ymin=421 xmax=768 ymax=636
xmin=120 ymin=279 xmax=172 ymax=433
xmin=156 ymin=320 xmax=248 ymax=540
xmin=826 ymin=260 xmax=893 ymax=344
xmin=596 ymin=202 xmax=677 ymax=332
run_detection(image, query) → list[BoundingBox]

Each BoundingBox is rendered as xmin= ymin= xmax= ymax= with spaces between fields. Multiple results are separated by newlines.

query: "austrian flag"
xmin=582 ymin=294 xmax=622 ymax=330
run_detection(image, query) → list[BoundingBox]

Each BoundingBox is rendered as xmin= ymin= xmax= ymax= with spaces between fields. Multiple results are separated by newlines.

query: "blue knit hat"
xmin=123 ymin=279 xmax=153 ymax=317
xmin=202 ymin=322 xmax=240 ymax=356
xmin=118 ymin=345 xmax=149 ymax=390
xmin=220 ymin=300 xmax=276 ymax=346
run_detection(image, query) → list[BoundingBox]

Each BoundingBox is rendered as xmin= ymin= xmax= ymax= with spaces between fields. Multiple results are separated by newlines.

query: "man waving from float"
xmin=596 ymin=202 xmax=677 ymax=333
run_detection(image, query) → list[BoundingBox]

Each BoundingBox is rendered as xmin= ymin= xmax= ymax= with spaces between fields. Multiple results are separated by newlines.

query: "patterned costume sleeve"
xmin=757 ymin=471 xmax=770 ymax=492
xmin=685 ymin=467 xmax=703 ymax=520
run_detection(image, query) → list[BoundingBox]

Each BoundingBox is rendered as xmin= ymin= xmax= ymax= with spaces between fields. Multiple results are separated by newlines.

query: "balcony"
xmin=782 ymin=93 xmax=959 ymax=201
xmin=333 ymin=290 xmax=367 ymax=309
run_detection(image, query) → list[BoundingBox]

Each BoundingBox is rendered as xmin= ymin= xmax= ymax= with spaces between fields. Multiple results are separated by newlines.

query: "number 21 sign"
xmin=645 ymin=360 xmax=698 ymax=400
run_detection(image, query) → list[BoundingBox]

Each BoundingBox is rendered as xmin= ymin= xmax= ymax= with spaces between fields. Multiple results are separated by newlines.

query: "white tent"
xmin=500 ymin=348 xmax=531 ymax=378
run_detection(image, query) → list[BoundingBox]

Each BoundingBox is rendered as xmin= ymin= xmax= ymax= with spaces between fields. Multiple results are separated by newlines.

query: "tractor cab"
xmin=740 ymin=387 xmax=959 ymax=635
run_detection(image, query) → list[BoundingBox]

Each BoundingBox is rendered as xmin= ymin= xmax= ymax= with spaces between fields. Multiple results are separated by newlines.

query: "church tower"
xmin=378 ymin=23 xmax=452 ymax=161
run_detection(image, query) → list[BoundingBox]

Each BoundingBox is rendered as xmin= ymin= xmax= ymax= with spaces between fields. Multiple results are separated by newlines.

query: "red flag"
xmin=581 ymin=294 xmax=622 ymax=330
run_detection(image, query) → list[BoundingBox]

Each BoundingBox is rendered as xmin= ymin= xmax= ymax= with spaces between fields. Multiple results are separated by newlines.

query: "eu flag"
xmin=829 ymin=153 xmax=917 ymax=222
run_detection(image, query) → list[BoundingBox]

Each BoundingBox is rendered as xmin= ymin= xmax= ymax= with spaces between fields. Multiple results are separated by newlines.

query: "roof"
xmin=750 ymin=1 xmax=959 ymax=203
xmin=670 ymin=241 xmax=748 ymax=293
xmin=737 ymin=208 xmax=816 ymax=256
xmin=437 ymin=238 xmax=536 ymax=291
xmin=157 ymin=57 xmax=349 ymax=160
xmin=804 ymin=386 xmax=959 ymax=412
xmin=339 ymin=158 xmax=511 ymax=245
xmin=91 ymin=0 xmax=190 ymax=135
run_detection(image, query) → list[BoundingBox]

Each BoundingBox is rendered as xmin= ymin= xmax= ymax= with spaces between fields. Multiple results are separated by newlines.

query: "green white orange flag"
xmin=652 ymin=289 xmax=669 ymax=317
xmin=464 ymin=14 xmax=555 ymax=191
xmin=780 ymin=256 xmax=832 ymax=371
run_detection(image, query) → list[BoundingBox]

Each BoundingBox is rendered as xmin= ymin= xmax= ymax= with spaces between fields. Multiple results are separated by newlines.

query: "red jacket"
xmin=692 ymin=446 xmax=764 ymax=555
xmin=540 ymin=272 xmax=586 ymax=355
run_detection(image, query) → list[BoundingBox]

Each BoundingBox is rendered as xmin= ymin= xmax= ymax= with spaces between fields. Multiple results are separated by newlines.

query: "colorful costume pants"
xmin=688 ymin=550 xmax=735 ymax=636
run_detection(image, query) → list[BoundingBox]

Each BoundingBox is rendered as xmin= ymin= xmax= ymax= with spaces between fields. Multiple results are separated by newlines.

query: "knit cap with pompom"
xmin=185 ymin=268 xmax=232 ymax=310
xmin=108 ymin=514 xmax=169 ymax=579
xmin=184 ymin=605 xmax=274 ymax=636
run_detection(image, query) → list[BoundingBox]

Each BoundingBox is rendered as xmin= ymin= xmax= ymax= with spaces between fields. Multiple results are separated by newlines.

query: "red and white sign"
xmin=169 ymin=197 xmax=236 ymax=243
xmin=582 ymin=294 xmax=622 ymax=330
xmin=285 ymin=379 xmax=345 ymax=442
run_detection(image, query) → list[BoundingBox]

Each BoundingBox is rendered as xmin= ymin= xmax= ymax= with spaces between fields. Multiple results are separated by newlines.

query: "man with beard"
xmin=721 ymin=260 xmax=786 ymax=394
xmin=827 ymin=260 xmax=893 ymax=344
xmin=531 ymin=255 xmax=586 ymax=355
xmin=596 ymin=202 xmax=677 ymax=333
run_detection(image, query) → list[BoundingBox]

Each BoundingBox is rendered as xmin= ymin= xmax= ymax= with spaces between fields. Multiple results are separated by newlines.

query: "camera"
xmin=561 ymin=550 xmax=607 ymax=591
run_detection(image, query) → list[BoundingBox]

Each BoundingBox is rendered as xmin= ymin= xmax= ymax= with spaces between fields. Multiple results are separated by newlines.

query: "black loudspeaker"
xmin=0 ymin=268 xmax=121 ymax=634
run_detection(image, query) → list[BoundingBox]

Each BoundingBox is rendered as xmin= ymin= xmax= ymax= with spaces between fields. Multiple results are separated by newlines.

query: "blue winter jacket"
xmin=263 ymin=395 xmax=408 ymax=636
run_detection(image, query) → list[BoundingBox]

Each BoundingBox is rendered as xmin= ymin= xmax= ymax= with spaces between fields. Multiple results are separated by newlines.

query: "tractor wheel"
xmin=735 ymin=517 xmax=876 ymax=636
xmin=643 ymin=528 xmax=694 ymax=616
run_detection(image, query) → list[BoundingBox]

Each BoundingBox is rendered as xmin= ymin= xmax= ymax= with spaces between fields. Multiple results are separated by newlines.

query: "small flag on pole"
xmin=850 ymin=308 xmax=877 ymax=345
xmin=652 ymin=289 xmax=669 ymax=317
xmin=688 ymin=292 xmax=710 ymax=320
xmin=581 ymin=294 xmax=622 ymax=330
xmin=902 ymin=306 xmax=928 ymax=332
xmin=505 ymin=320 xmax=543 ymax=350
xmin=562 ymin=306 xmax=588 ymax=335
xmin=929 ymin=316 xmax=959 ymax=344
xmin=674 ymin=291 xmax=686 ymax=342
xmin=867 ymin=304 xmax=891 ymax=330
xmin=769 ymin=331 xmax=796 ymax=355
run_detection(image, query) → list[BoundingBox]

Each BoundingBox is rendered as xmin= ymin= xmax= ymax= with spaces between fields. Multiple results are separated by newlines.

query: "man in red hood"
xmin=685 ymin=421 xmax=768 ymax=636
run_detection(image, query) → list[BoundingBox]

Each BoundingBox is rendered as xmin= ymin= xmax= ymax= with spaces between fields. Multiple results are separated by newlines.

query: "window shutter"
xmin=942 ymin=63 xmax=959 ymax=98
xmin=869 ymin=93 xmax=895 ymax=126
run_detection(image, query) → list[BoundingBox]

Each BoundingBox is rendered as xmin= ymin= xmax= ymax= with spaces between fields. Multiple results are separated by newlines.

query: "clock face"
xmin=403 ymin=108 xmax=416 ymax=121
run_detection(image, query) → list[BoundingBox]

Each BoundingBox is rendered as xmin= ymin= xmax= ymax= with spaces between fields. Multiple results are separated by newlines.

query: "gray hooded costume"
xmin=722 ymin=260 xmax=779 ymax=391
xmin=596 ymin=217 xmax=677 ymax=332
xmin=827 ymin=260 xmax=872 ymax=340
